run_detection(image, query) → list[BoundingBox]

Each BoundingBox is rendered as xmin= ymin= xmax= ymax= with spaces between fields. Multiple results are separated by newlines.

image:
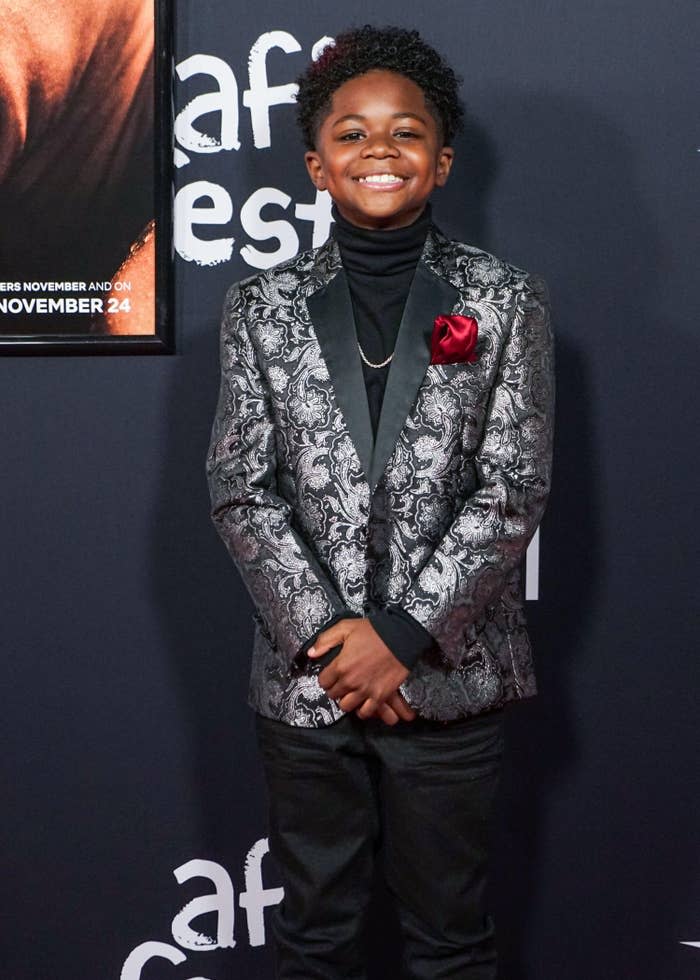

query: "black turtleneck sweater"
xmin=297 ymin=204 xmax=440 ymax=675
xmin=333 ymin=202 xmax=432 ymax=439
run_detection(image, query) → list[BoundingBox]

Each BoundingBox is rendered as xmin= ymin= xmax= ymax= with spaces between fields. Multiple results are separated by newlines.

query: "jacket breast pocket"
xmin=420 ymin=364 xmax=489 ymax=453
xmin=424 ymin=360 xmax=487 ymax=387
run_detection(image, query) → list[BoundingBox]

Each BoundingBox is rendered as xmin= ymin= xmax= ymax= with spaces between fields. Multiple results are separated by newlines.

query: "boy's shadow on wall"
xmin=151 ymin=91 xmax=685 ymax=979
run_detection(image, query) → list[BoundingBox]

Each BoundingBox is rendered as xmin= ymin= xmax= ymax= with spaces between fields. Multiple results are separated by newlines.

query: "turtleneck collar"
xmin=331 ymin=202 xmax=432 ymax=277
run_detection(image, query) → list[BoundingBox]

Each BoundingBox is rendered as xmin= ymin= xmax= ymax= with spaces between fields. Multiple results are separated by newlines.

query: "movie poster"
xmin=0 ymin=0 xmax=171 ymax=351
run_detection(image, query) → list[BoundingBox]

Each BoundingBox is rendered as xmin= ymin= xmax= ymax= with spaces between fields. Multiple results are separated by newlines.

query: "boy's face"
xmin=305 ymin=70 xmax=454 ymax=230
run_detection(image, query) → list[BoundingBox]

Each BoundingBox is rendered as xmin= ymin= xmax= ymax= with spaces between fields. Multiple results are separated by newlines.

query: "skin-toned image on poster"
xmin=0 ymin=0 xmax=172 ymax=352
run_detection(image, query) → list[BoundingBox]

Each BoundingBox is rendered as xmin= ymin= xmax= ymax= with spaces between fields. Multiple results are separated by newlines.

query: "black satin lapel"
xmin=306 ymin=269 xmax=374 ymax=484
xmin=369 ymin=262 xmax=460 ymax=493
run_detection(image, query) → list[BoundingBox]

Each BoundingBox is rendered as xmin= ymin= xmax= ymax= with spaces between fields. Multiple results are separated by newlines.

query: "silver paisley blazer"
xmin=206 ymin=224 xmax=555 ymax=727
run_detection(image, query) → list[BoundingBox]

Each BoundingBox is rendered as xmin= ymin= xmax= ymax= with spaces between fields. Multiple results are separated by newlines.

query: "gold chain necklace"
xmin=356 ymin=340 xmax=393 ymax=369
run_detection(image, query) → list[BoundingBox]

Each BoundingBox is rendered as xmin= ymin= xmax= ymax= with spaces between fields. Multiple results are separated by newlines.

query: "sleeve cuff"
xmin=367 ymin=604 xmax=439 ymax=672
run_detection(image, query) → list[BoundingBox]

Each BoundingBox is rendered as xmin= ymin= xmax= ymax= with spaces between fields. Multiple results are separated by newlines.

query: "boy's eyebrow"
xmin=331 ymin=112 xmax=428 ymax=127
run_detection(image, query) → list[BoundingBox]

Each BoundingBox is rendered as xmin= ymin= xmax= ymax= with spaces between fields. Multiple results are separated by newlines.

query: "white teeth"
xmin=358 ymin=174 xmax=405 ymax=184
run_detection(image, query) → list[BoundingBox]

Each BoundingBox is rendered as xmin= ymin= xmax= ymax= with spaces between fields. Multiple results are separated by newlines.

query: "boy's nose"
xmin=361 ymin=136 xmax=399 ymax=157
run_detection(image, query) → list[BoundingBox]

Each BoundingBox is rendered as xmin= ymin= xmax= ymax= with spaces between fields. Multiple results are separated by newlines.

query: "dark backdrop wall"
xmin=3 ymin=2 xmax=698 ymax=978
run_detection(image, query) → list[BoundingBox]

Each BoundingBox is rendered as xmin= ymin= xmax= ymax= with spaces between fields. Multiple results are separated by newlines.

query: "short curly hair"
xmin=296 ymin=25 xmax=464 ymax=150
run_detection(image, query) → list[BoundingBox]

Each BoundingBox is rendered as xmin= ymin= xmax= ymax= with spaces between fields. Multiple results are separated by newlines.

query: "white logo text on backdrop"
xmin=174 ymin=31 xmax=334 ymax=270
xmin=120 ymin=840 xmax=283 ymax=979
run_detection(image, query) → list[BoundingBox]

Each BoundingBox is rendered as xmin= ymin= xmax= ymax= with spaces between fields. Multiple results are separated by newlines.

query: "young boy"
xmin=206 ymin=24 xmax=554 ymax=979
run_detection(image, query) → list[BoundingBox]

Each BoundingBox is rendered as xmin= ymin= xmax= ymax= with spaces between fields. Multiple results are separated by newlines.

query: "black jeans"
xmin=255 ymin=707 xmax=505 ymax=980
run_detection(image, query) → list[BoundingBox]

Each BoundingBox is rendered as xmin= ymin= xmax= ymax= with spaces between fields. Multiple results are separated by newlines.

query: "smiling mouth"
xmin=354 ymin=174 xmax=408 ymax=187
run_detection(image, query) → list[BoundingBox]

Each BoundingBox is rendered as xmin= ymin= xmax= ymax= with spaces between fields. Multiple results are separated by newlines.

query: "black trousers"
xmin=255 ymin=706 xmax=505 ymax=980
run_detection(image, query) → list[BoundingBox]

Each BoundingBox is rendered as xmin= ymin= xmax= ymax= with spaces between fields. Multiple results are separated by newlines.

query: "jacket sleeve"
xmin=398 ymin=274 xmax=555 ymax=663
xmin=206 ymin=282 xmax=352 ymax=665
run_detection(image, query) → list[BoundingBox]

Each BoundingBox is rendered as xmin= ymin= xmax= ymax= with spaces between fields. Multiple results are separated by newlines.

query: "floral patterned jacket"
xmin=206 ymin=224 xmax=555 ymax=727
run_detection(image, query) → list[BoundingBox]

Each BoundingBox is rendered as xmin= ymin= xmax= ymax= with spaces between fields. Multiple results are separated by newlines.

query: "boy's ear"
xmin=305 ymin=151 xmax=327 ymax=190
xmin=435 ymin=146 xmax=454 ymax=187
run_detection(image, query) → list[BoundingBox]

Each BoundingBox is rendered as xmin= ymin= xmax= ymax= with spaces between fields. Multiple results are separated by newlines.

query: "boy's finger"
xmin=386 ymin=692 xmax=417 ymax=721
xmin=323 ymin=677 xmax=354 ymax=701
xmin=336 ymin=690 xmax=364 ymax=713
xmin=312 ymin=643 xmax=344 ymax=672
xmin=317 ymin=663 xmax=344 ymax=694
xmin=355 ymin=697 xmax=380 ymax=720
xmin=307 ymin=623 xmax=347 ymax=657
xmin=376 ymin=702 xmax=400 ymax=726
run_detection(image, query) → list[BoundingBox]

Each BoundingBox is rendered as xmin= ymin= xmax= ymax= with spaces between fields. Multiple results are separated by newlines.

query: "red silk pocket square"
xmin=430 ymin=314 xmax=479 ymax=365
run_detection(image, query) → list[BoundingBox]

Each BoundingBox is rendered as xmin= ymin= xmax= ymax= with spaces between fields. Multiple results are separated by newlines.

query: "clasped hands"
xmin=307 ymin=618 xmax=417 ymax=726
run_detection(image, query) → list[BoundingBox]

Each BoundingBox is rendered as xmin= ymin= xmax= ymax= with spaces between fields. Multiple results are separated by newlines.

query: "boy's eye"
xmin=336 ymin=129 xmax=421 ymax=142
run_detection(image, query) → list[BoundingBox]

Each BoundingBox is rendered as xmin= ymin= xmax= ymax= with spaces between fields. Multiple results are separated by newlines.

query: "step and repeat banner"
xmin=2 ymin=1 xmax=698 ymax=978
